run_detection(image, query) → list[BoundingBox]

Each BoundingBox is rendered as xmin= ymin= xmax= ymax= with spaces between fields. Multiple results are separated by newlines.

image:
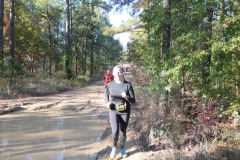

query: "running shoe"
xmin=120 ymin=147 xmax=128 ymax=158
xmin=110 ymin=147 xmax=117 ymax=159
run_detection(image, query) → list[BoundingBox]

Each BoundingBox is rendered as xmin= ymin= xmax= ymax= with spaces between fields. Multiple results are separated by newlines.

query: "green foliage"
xmin=218 ymin=101 xmax=240 ymax=121
xmin=128 ymin=0 xmax=240 ymax=117
xmin=75 ymin=75 xmax=90 ymax=86
xmin=128 ymin=1 xmax=240 ymax=158
xmin=2 ymin=0 xmax=123 ymax=80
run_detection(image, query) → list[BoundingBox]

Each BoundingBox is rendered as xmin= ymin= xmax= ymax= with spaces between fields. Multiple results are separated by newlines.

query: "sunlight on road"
xmin=1 ymin=109 xmax=104 ymax=160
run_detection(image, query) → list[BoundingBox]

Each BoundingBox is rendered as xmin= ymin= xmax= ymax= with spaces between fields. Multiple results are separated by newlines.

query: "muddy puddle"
xmin=0 ymin=109 xmax=105 ymax=160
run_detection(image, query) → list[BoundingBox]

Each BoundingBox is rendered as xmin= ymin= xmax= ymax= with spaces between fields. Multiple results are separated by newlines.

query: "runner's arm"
xmin=104 ymin=86 xmax=110 ymax=103
xmin=125 ymin=84 xmax=135 ymax=104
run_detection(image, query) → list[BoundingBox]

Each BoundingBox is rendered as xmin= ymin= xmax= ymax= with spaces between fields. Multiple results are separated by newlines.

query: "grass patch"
xmin=0 ymin=72 xmax=102 ymax=99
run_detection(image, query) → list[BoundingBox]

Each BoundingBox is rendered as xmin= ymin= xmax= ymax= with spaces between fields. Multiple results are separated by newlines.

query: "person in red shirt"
xmin=104 ymin=69 xmax=114 ymax=90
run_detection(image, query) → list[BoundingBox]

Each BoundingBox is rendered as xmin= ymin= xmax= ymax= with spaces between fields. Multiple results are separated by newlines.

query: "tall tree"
xmin=0 ymin=0 xmax=4 ymax=70
xmin=47 ymin=6 xmax=53 ymax=74
xmin=65 ymin=0 xmax=72 ymax=79
xmin=9 ymin=0 xmax=14 ymax=66
xmin=9 ymin=0 xmax=15 ymax=71
xmin=90 ymin=1 xmax=94 ymax=75
xmin=162 ymin=0 xmax=171 ymax=115
xmin=162 ymin=0 xmax=171 ymax=60
xmin=202 ymin=1 xmax=213 ymax=84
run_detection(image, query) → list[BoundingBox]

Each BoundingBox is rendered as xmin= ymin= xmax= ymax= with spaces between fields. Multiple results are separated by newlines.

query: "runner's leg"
xmin=119 ymin=112 xmax=130 ymax=147
xmin=109 ymin=110 xmax=119 ymax=147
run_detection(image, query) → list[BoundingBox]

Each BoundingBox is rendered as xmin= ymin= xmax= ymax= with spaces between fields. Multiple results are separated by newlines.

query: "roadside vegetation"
xmin=123 ymin=1 xmax=240 ymax=159
xmin=0 ymin=71 xmax=103 ymax=99
xmin=130 ymin=66 xmax=240 ymax=159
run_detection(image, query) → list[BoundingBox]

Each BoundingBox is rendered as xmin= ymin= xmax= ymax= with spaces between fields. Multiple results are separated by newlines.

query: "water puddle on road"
xmin=0 ymin=109 xmax=105 ymax=160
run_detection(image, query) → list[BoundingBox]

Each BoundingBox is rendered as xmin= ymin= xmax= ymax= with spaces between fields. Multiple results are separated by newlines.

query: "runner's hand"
xmin=106 ymin=102 xmax=111 ymax=108
xmin=121 ymin=92 xmax=127 ymax=98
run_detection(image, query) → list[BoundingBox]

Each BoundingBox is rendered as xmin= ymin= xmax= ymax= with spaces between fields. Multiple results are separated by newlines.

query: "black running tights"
xmin=109 ymin=110 xmax=130 ymax=147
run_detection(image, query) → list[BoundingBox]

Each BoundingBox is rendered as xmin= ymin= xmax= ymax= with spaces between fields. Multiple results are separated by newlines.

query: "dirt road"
xmin=0 ymin=80 xmax=147 ymax=160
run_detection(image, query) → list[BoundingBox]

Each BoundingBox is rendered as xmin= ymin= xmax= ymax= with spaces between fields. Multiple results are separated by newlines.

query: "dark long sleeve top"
xmin=105 ymin=80 xmax=135 ymax=111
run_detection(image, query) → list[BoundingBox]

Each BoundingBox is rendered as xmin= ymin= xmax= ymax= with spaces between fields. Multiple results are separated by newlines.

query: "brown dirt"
xmin=0 ymin=80 xmax=148 ymax=160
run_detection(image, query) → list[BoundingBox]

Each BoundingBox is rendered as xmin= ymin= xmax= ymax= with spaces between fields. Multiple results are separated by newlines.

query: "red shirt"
xmin=104 ymin=73 xmax=114 ymax=86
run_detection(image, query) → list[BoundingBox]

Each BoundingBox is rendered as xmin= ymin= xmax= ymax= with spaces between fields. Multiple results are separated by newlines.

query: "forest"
xmin=0 ymin=0 xmax=240 ymax=159
xmin=0 ymin=0 xmax=124 ymax=96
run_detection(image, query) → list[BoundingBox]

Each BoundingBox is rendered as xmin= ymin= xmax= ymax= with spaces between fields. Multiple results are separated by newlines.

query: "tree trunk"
xmin=75 ymin=46 xmax=79 ymax=74
xmin=181 ymin=2 xmax=188 ymax=96
xmin=0 ymin=0 xmax=4 ymax=70
xmin=162 ymin=0 xmax=171 ymax=116
xmin=162 ymin=0 xmax=171 ymax=60
xmin=43 ymin=53 xmax=46 ymax=72
xmin=81 ymin=36 xmax=85 ymax=74
xmin=202 ymin=4 xmax=213 ymax=84
xmin=9 ymin=0 xmax=15 ymax=66
xmin=47 ymin=7 xmax=52 ymax=74
xmin=90 ymin=3 xmax=94 ymax=76
xmin=83 ymin=37 xmax=87 ymax=75
xmin=65 ymin=0 xmax=71 ymax=79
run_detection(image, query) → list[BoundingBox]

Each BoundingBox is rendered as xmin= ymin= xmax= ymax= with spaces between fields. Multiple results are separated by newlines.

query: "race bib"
xmin=116 ymin=103 xmax=126 ymax=112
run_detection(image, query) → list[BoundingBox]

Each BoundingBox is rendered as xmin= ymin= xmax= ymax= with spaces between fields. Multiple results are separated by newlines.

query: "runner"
xmin=104 ymin=69 xmax=114 ymax=91
xmin=104 ymin=65 xmax=136 ymax=159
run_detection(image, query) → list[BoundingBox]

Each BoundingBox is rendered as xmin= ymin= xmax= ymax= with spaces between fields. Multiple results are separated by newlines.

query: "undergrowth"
xmin=131 ymin=66 xmax=240 ymax=160
xmin=0 ymin=72 xmax=102 ymax=99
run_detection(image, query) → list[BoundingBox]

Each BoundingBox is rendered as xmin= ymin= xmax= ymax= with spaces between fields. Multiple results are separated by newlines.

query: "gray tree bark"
xmin=65 ymin=0 xmax=71 ymax=79
xmin=0 ymin=0 xmax=4 ymax=70
xmin=9 ymin=0 xmax=15 ymax=65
